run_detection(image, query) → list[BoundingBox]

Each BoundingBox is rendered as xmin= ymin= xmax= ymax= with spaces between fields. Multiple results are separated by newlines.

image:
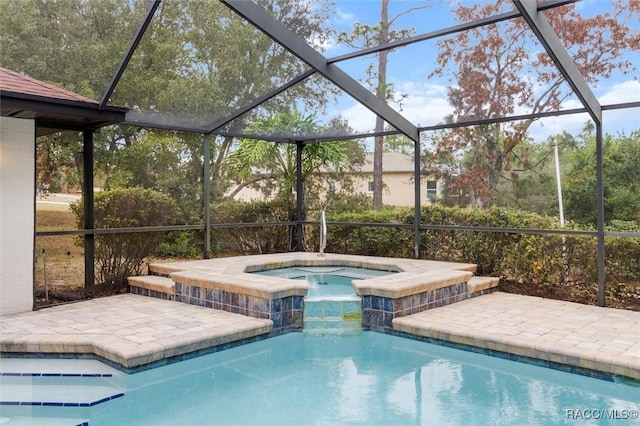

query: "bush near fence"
xmin=321 ymin=205 xmax=640 ymax=297
xmin=71 ymin=187 xmax=183 ymax=293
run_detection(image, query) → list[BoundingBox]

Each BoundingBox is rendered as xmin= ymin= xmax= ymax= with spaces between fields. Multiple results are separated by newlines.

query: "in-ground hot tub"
xmin=147 ymin=252 xmax=477 ymax=332
xmin=252 ymin=265 xmax=396 ymax=297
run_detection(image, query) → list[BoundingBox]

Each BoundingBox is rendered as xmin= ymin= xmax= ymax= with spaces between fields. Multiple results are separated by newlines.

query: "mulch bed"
xmin=499 ymin=279 xmax=640 ymax=312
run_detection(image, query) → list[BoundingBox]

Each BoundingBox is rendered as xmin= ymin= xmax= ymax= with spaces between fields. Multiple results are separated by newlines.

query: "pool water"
xmin=2 ymin=332 xmax=639 ymax=425
xmin=253 ymin=266 xmax=395 ymax=297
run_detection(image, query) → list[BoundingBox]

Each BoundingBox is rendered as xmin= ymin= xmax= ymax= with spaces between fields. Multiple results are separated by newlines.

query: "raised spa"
xmin=252 ymin=265 xmax=396 ymax=297
xmin=140 ymin=253 xmax=478 ymax=335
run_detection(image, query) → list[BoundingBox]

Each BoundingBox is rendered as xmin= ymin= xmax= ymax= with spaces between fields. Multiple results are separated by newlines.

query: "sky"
xmin=308 ymin=0 xmax=640 ymax=143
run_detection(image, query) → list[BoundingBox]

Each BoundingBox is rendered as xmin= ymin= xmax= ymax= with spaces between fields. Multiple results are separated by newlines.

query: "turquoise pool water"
xmin=253 ymin=266 xmax=395 ymax=297
xmin=2 ymin=332 xmax=639 ymax=425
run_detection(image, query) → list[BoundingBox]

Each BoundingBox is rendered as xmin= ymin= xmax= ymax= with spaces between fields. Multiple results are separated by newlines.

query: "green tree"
xmin=493 ymin=132 xmax=578 ymax=214
xmin=227 ymin=112 xmax=353 ymax=201
xmin=564 ymin=131 xmax=640 ymax=225
xmin=431 ymin=1 xmax=640 ymax=208
xmin=338 ymin=1 xmax=428 ymax=210
xmin=1 ymin=0 xmax=336 ymax=206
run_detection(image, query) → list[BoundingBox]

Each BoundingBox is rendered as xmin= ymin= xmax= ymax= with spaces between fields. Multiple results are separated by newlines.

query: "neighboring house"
xmin=229 ymin=152 xmax=442 ymax=207
xmin=335 ymin=152 xmax=441 ymax=207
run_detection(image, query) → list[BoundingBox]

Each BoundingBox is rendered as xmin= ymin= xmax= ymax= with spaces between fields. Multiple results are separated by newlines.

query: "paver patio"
xmin=1 ymin=289 xmax=639 ymax=381
xmin=394 ymin=292 xmax=640 ymax=380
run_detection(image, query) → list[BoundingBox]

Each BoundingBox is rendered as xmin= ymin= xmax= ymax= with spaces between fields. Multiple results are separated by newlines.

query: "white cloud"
xmin=337 ymin=78 xmax=639 ymax=141
xmin=308 ymin=33 xmax=337 ymax=52
xmin=390 ymin=81 xmax=453 ymax=127
xmin=598 ymin=79 xmax=640 ymax=105
xmin=338 ymin=81 xmax=453 ymax=133
xmin=334 ymin=7 xmax=357 ymax=26
xmin=525 ymin=80 xmax=640 ymax=141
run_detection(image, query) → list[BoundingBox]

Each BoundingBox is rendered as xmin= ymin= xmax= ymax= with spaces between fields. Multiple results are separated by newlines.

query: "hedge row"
xmin=207 ymin=201 xmax=640 ymax=287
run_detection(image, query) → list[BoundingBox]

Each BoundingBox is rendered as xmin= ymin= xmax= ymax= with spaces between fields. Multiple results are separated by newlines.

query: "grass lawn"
xmin=35 ymin=201 xmax=84 ymax=304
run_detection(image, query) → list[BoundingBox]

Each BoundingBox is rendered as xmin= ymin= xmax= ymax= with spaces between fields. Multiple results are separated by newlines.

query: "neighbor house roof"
xmin=0 ymin=67 xmax=128 ymax=136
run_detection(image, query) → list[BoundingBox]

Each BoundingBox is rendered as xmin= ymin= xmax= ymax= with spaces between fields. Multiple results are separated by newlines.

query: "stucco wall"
xmin=0 ymin=116 xmax=35 ymax=315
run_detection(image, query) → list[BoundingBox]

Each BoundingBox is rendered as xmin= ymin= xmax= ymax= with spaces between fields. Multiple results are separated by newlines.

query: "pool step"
xmin=304 ymin=297 xmax=362 ymax=333
xmin=128 ymin=275 xmax=175 ymax=300
xmin=467 ymin=276 xmax=500 ymax=297
xmin=0 ymin=359 xmax=124 ymax=409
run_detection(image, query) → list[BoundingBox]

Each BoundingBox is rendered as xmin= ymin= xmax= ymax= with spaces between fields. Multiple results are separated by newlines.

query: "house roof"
xmin=0 ymin=67 xmax=98 ymax=104
xmin=0 ymin=67 xmax=128 ymax=136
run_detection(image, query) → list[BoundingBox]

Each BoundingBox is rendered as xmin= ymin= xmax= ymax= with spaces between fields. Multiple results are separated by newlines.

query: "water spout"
xmin=319 ymin=210 xmax=327 ymax=257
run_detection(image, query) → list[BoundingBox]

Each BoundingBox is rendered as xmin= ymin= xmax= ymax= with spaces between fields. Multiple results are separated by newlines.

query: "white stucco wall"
xmin=0 ymin=116 xmax=35 ymax=315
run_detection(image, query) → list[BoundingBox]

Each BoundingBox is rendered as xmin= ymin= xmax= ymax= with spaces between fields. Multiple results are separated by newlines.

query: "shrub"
xmin=209 ymin=200 xmax=293 ymax=254
xmin=71 ymin=187 xmax=182 ymax=292
xmin=323 ymin=208 xmax=414 ymax=258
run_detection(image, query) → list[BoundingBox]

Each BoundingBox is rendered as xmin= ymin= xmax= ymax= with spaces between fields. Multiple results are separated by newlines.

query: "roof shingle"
xmin=0 ymin=67 xmax=97 ymax=104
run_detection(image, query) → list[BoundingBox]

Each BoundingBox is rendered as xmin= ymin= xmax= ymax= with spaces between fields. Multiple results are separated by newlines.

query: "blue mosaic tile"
xmin=383 ymin=297 xmax=393 ymax=312
xmin=0 ymin=392 xmax=124 ymax=408
xmin=362 ymin=310 xmax=372 ymax=327
xmin=362 ymin=296 xmax=372 ymax=309
xmin=271 ymin=313 xmax=282 ymax=329
xmin=222 ymin=291 xmax=230 ymax=305
xmin=383 ymin=312 xmax=393 ymax=328
xmin=282 ymin=297 xmax=293 ymax=312
xmin=371 ymin=296 xmax=382 ymax=310
xmin=230 ymin=292 xmax=239 ymax=307
xmin=282 ymin=311 xmax=294 ymax=327
xmin=293 ymin=296 xmax=303 ymax=310
xmin=271 ymin=298 xmax=281 ymax=313
xmin=370 ymin=310 xmax=383 ymax=327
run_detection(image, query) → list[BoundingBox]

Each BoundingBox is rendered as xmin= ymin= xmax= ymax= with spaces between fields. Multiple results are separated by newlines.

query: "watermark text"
xmin=565 ymin=409 xmax=639 ymax=420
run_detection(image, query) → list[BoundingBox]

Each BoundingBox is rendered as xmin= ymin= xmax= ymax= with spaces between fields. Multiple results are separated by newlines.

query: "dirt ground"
xmin=500 ymin=278 xmax=640 ymax=312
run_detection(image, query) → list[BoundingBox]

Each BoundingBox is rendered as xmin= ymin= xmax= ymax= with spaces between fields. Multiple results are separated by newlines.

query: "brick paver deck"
xmin=394 ymin=292 xmax=640 ymax=380
xmin=0 ymin=294 xmax=272 ymax=370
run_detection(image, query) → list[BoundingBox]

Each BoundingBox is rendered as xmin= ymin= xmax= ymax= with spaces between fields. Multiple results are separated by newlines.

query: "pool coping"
xmin=148 ymin=252 xmax=478 ymax=332
xmin=151 ymin=252 xmax=477 ymax=300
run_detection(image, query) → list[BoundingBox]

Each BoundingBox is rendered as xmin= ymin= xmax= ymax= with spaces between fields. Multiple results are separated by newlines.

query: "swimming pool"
xmin=2 ymin=332 xmax=639 ymax=425
xmin=253 ymin=266 xmax=395 ymax=297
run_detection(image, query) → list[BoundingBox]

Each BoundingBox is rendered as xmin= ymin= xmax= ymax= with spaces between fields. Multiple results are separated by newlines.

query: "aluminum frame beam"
xmin=330 ymin=0 xmax=578 ymax=64
xmin=206 ymin=69 xmax=316 ymax=134
xmin=513 ymin=0 xmax=601 ymax=124
xmin=99 ymin=0 xmax=161 ymax=108
xmin=221 ymin=0 xmax=419 ymax=142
